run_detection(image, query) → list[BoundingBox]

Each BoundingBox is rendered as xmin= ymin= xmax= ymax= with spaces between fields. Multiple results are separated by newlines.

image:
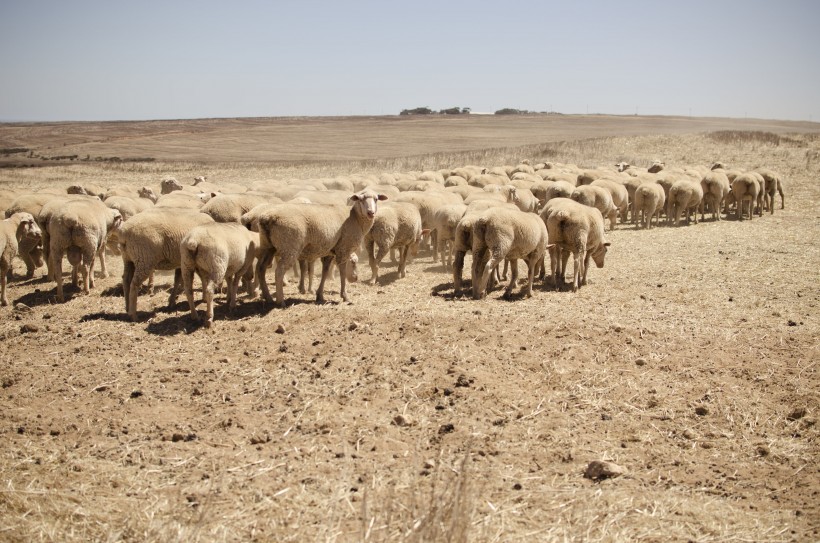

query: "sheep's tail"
xmin=556 ymin=210 xmax=569 ymax=231
xmin=182 ymin=238 xmax=199 ymax=262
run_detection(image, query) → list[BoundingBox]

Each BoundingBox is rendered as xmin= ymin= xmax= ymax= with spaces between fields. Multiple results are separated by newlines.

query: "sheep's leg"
xmin=298 ymin=260 xmax=309 ymax=294
xmin=500 ymin=259 xmax=509 ymax=281
xmin=256 ymin=248 xmax=275 ymax=304
xmin=397 ymin=245 xmax=409 ymax=278
xmin=167 ymin=269 xmax=183 ymax=309
xmin=97 ymin=244 xmax=108 ymax=279
xmin=430 ymin=230 xmax=438 ymax=262
xmin=571 ymin=250 xmax=581 ymax=292
xmin=273 ymin=252 xmax=295 ymax=308
xmin=316 ymin=255 xmax=334 ymax=304
xmin=182 ymin=263 xmax=198 ymax=322
xmin=366 ymin=239 xmax=379 ymax=286
xmin=0 ymin=263 xmax=7 ymax=306
xmin=123 ymin=261 xmax=135 ymax=314
xmin=127 ymin=267 xmax=150 ymax=321
xmin=52 ymin=249 xmax=65 ymax=302
xmin=560 ymin=249 xmax=570 ymax=286
xmin=228 ymin=272 xmax=242 ymax=314
xmin=203 ymin=277 xmax=214 ymax=328
xmin=778 ymin=185 xmax=784 ymax=209
xmin=471 ymin=248 xmax=489 ymax=300
xmin=581 ymin=251 xmax=592 ymax=287
xmin=477 ymin=255 xmax=499 ymax=300
xmin=523 ymin=255 xmax=537 ymax=298
xmin=503 ymin=258 xmax=518 ymax=298
xmin=453 ymin=250 xmax=466 ymax=297
xmin=337 ymin=255 xmax=353 ymax=303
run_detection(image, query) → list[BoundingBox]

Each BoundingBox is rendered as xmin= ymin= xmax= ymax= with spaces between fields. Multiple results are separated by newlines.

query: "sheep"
xmin=542 ymin=180 xmax=576 ymax=205
xmin=590 ymin=178 xmax=629 ymax=222
xmin=104 ymin=195 xmax=154 ymax=221
xmin=667 ymin=178 xmax=704 ymax=226
xmin=699 ymin=171 xmax=731 ymax=221
xmin=617 ymin=175 xmax=646 ymax=223
xmin=4 ymin=192 xmax=58 ymax=278
xmin=364 ymin=202 xmax=424 ymax=285
xmin=0 ymin=213 xmax=41 ymax=306
xmin=46 ymin=199 xmax=123 ymax=302
xmin=755 ymin=168 xmax=785 ymax=213
xmin=452 ymin=201 xmax=517 ymax=297
xmin=160 ymin=177 xmax=184 ymax=194
xmin=254 ymin=189 xmax=388 ymax=308
xmin=291 ymin=190 xmax=351 ymax=206
xmin=444 ymin=184 xmax=482 ymax=201
xmin=731 ymin=173 xmax=761 ymax=221
xmin=120 ymin=208 xmax=215 ymax=321
xmin=444 ymin=175 xmax=468 ymax=187
xmin=67 ymin=183 xmax=107 ymax=200
xmin=155 ymin=191 xmax=206 ymax=209
xmin=470 ymin=207 xmax=548 ymax=299
xmin=570 ymin=185 xmax=618 ymax=230
xmin=0 ymin=189 xmax=20 ymax=217
xmin=633 ymin=182 xmax=666 ymax=229
xmin=540 ymin=198 xmax=610 ymax=292
xmin=431 ymin=203 xmax=467 ymax=268
xmin=104 ymin=185 xmax=160 ymax=203
xmin=37 ymin=195 xmax=107 ymax=282
xmin=200 ymin=193 xmax=278 ymax=223
xmin=395 ymin=191 xmax=462 ymax=260
xmin=180 ymin=222 xmax=259 ymax=328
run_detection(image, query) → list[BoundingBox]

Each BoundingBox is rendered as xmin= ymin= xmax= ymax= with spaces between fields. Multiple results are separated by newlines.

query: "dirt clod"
xmin=584 ymin=460 xmax=627 ymax=481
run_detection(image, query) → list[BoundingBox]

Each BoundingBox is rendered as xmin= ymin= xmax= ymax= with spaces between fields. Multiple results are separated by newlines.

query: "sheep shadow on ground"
xmin=13 ymin=284 xmax=79 ymax=308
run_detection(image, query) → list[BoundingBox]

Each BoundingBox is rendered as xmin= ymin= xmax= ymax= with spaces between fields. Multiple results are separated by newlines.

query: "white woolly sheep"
xmin=364 ymin=202 xmax=424 ymax=285
xmin=67 ymin=183 xmax=107 ymax=200
xmin=570 ymin=185 xmax=618 ymax=230
xmin=180 ymin=222 xmax=258 ymax=327
xmin=395 ymin=191 xmax=463 ymax=260
xmin=540 ymin=198 xmax=610 ymax=292
xmin=155 ymin=191 xmax=206 ymax=209
xmin=201 ymin=193 xmax=279 ymax=223
xmin=254 ymin=189 xmax=388 ymax=307
xmin=431 ymin=203 xmax=467 ymax=268
xmin=633 ymin=182 xmax=666 ymax=229
xmin=754 ymin=168 xmax=785 ymax=213
xmin=0 ymin=212 xmax=41 ymax=306
xmin=667 ymin=178 xmax=704 ymax=226
xmin=470 ymin=207 xmax=548 ymax=299
xmin=120 ymin=208 xmax=215 ymax=320
xmin=47 ymin=199 xmax=123 ymax=302
xmin=452 ymin=201 xmax=518 ymax=297
xmin=4 ymin=192 xmax=57 ymax=278
xmin=731 ymin=173 xmax=761 ymax=221
xmin=590 ymin=178 xmax=629 ymax=222
xmin=699 ymin=171 xmax=731 ymax=221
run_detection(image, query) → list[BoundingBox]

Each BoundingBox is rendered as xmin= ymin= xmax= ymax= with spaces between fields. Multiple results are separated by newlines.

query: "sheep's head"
xmin=13 ymin=212 xmax=41 ymax=243
xmin=648 ymin=161 xmax=665 ymax=173
xmin=591 ymin=241 xmax=611 ymax=268
xmin=193 ymin=176 xmax=207 ymax=185
xmin=138 ymin=186 xmax=159 ymax=203
xmin=348 ymin=190 xmax=388 ymax=219
xmin=711 ymin=162 xmax=727 ymax=171
xmin=161 ymin=178 xmax=183 ymax=194
xmin=615 ymin=162 xmax=630 ymax=172
xmin=67 ymin=185 xmax=88 ymax=196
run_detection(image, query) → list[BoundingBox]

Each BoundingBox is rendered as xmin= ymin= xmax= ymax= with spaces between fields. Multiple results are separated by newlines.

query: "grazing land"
xmin=0 ymin=115 xmax=818 ymax=542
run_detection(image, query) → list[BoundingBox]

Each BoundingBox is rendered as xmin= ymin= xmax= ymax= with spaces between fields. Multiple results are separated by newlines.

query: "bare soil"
xmin=0 ymin=118 xmax=818 ymax=542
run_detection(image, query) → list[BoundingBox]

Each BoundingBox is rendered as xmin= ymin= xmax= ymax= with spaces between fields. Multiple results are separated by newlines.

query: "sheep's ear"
xmin=347 ymin=194 xmax=360 ymax=205
xmin=377 ymin=194 xmax=388 ymax=201
xmin=603 ymin=242 xmax=611 ymax=247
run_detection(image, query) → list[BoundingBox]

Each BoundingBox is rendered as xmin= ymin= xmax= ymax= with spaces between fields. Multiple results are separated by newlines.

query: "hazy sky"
xmin=1 ymin=0 xmax=818 ymax=122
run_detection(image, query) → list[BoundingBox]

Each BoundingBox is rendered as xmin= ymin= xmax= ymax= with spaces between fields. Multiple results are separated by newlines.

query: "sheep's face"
xmin=591 ymin=241 xmax=610 ymax=268
xmin=15 ymin=213 xmax=42 ymax=242
xmin=138 ymin=186 xmax=159 ymax=203
xmin=161 ymin=178 xmax=183 ymax=194
xmin=349 ymin=191 xmax=388 ymax=219
xmin=648 ymin=162 xmax=665 ymax=174
xmin=67 ymin=185 xmax=87 ymax=196
xmin=615 ymin=162 xmax=630 ymax=172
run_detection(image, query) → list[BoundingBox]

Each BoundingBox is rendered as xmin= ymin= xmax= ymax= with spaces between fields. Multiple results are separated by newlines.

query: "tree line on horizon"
xmin=399 ymin=107 xmax=560 ymax=116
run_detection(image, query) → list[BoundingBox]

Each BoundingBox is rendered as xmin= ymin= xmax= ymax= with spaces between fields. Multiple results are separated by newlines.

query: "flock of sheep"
xmin=0 ymin=160 xmax=785 ymax=327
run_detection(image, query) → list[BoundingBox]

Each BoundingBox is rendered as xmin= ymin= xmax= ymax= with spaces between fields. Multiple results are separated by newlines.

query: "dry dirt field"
xmin=0 ymin=116 xmax=819 ymax=542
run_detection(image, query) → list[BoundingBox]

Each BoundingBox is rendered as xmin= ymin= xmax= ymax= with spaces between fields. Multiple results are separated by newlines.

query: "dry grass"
xmin=0 ymin=118 xmax=819 ymax=542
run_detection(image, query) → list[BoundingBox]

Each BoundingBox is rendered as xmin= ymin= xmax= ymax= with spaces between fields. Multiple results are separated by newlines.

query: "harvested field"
xmin=0 ymin=117 xmax=818 ymax=542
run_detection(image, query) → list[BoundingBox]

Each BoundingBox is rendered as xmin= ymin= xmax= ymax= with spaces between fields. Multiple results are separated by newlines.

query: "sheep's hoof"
xmin=204 ymin=320 xmax=213 ymax=329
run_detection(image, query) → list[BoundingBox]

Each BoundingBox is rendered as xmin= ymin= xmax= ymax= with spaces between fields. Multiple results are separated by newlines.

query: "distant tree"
xmin=439 ymin=107 xmax=462 ymax=115
xmin=495 ymin=108 xmax=526 ymax=115
xmin=461 ymin=107 xmax=471 ymax=114
xmin=400 ymin=107 xmax=433 ymax=115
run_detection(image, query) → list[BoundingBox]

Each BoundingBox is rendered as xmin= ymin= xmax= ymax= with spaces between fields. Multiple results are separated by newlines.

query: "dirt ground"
xmin=0 ymin=126 xmax=818 ymax=542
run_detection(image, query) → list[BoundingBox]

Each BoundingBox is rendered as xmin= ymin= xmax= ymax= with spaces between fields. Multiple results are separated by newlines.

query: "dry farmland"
xmin=0 ymin=115 xmax=818 ymax=542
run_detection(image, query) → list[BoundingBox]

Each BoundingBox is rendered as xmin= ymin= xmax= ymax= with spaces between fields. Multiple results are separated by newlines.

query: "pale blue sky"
xmin=1 ymin=0 xmax=818 ymax=122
